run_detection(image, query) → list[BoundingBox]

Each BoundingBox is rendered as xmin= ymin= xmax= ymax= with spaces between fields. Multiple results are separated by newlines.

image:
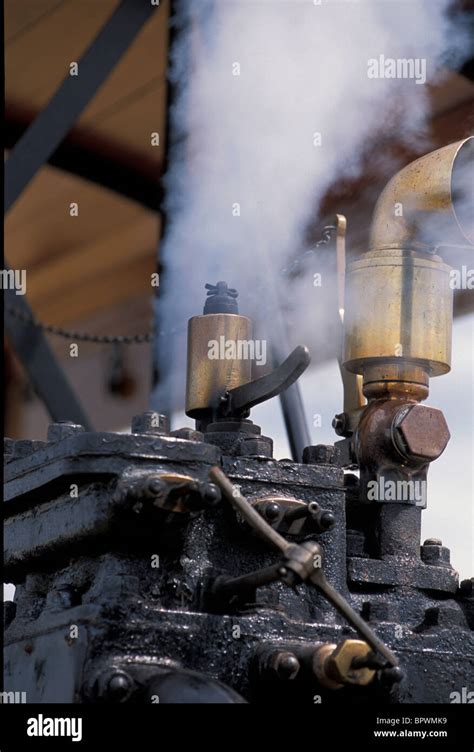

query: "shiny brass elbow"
xmin=370 ymin=137 xmax=473 ymax=252
xmin=343 ymin=137 xmax=474 ymax=400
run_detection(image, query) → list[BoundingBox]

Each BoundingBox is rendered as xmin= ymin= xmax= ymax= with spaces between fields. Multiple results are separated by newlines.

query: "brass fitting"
xmin=343 ymin=137 xmax=473 ymax=400
xmin=186 ymin=313 xmax=253 ymax=420
xmin=370 ymin=137 xmax=473 ymax=252
xmin=312 ymin=639 xmax=376 ymax=689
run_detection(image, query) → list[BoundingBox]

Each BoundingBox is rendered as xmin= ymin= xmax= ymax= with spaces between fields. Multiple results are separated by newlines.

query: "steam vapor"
xmin=152 ymin=0 xmax=469 ymax=416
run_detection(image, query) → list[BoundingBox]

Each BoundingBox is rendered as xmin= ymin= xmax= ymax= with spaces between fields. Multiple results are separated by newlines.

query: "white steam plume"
xmin=153 ymin=0 xmax=468 ymax=415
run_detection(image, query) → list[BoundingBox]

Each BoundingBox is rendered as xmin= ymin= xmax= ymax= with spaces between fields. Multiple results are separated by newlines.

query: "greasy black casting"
xmin=3 ymin=419 xmax=473 ymax=704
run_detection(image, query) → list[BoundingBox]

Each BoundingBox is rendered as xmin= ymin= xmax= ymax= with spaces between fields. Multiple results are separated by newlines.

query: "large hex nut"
xmin=325 ymin=640 xmax=376 ymax=687
xmin=393 ymin=404 xmax=450 ymax=461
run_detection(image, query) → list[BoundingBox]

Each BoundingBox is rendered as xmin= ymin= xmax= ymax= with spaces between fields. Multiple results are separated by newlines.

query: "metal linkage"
xmin=209 ymin=466 xmax=400 ymax=672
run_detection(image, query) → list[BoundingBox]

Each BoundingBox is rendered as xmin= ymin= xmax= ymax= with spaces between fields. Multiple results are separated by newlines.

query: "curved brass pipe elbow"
xmin=370 ymin=136 xmax=473 ymax=252
xmin=343 ymin=136 xmax=474 ymax=399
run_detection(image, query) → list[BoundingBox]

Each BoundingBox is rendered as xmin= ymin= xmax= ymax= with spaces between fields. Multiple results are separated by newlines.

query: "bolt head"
xmin=131 ymin=412 xmax=169 ymax=436
xmin=96 ymin=670 xmax=134 ymax=702
xmin=170 ymin=427 xmax=203 ymax=441
xmin=459 ymin=578 xmax=474 ymax=598
xmin=239 ymin=436 xmax=273 ymax=458
xmin=47 ymin=422 xmax=84 ymax=442
xmin=273 ymin=652 xmax=300 ymax=680
xmin=263 ymin=501 xmax=281 ymax=521
xmin=203 ymin=482 xmax=221 ymax=504
xmin=303 ymin=445 xmax=335 ymax=465
xmin=319 ymin=511 xmax=335 ymax=530
xmin=421 ymin=541 xmax=451 ymax=566
xmin=107 ymin=673 xmax=132 ymax=701
xmin=394 ymin=405 xmax=450 ymax=461
xmin=146 ymin=477 xmax=166 ymax=495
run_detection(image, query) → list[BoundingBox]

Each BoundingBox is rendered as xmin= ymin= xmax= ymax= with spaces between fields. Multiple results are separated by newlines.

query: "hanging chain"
xmin=5 ymin=305 xmax=155 ymax=344
xmin=280 ymin=224 xmax=336 ymax=278
xmin=5 ymin=226 xmax=335 ymax=344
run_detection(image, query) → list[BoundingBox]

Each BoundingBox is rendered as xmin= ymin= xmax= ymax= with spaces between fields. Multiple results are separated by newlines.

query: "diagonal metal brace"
xmin=5 ymin=0 xmax=158 ymax=213
xmin=4 ymin=0 xmax=159 ymax=425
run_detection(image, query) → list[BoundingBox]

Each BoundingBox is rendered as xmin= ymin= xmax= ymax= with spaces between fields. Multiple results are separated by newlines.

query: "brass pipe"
xmin=370 ymin=137 xmax=473 ymax=252
xmin=344 ymin=137 xmax=474 ymax=399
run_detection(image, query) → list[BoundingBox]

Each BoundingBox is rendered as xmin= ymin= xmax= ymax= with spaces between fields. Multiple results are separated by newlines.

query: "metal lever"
xmin=209 ymin=466 xmax=399 ymax=671
xmin=220 ymin=345 xmax=310 ymax=418
xmin=333 ymin=214 xmax=365 ymax=415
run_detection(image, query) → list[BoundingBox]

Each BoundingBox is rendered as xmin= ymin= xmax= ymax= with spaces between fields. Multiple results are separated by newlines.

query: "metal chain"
xmin=280 ymin=224 xmax=336 ymax=277
xmin=5 ymin=305 xmax=155 ymax=344
xmin=5 ymin=225 xmax=335 ymax=344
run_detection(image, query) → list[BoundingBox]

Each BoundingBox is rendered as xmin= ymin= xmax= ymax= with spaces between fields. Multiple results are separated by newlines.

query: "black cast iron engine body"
xmin=3 ymin=422 xmax=474 ymax=704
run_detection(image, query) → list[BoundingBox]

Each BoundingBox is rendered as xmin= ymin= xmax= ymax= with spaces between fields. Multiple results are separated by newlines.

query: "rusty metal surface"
xmin=392 ymin=404 xmax=451 ymax=461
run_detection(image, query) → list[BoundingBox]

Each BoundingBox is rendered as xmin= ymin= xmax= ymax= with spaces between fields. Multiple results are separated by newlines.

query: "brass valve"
xmin=186 ymin=282 xmax=310 ymax=428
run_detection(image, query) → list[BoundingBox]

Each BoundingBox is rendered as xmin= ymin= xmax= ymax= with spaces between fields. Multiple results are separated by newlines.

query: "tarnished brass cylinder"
xmin=343 ymin=250 xmax=453 ymax=393
xmin=185 ymin=314 xmax=253 ymax=419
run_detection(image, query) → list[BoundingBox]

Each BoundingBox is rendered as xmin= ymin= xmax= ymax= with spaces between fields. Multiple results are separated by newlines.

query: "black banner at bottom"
xmin=0 ymin=703 xmax=473 ymax=750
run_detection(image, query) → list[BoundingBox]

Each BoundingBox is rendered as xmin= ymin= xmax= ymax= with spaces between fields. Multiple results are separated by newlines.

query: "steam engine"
xmin=3 ymin=138 xmax=474 ymax=704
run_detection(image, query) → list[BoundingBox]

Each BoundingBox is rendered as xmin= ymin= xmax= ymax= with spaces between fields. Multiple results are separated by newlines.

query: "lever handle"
xmin=221 ymin=345 xmax=310 ymax=417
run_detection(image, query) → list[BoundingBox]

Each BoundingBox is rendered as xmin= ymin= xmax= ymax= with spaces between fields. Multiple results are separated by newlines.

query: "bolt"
xmin=107 ymin=673 xmax=133 ymax=702
xmin=272 ymin=652 xmax=300 ymax=680
xmin=326 ymin=640 xmax=377 ymax=687
xmin=239 ymin=436 xmax=273 ymax=458
xmin=47 ymin=421 xmax=85 ymax=442
xmin=263 ymin=501 xmax=281 ymax=521
xmin=319 ymin=511 xmax=336 ymax=530
xmin=393 ymin=405 xmax=450 ymax=462
xmin=421 ymin=540 xmax=451 ymax=567
xmin=459 ymin=578 xmax=474 ymax=598
xmin=96 ymin=670 xmax=134 ymax=702
xmin=131 ymin=412 xmax=170 ymax=436
xmin=302 ymin=445 xmax=336 ymax=465
xmin=170 ymin=427 xmax=203 ymax=441
xmin=146 ymin=477 xmax=166 ymax=496
xmin=203 ymin=482 xmax=221 ymax=505
xmin=332 ymin=413 xmax=347 ymax=437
